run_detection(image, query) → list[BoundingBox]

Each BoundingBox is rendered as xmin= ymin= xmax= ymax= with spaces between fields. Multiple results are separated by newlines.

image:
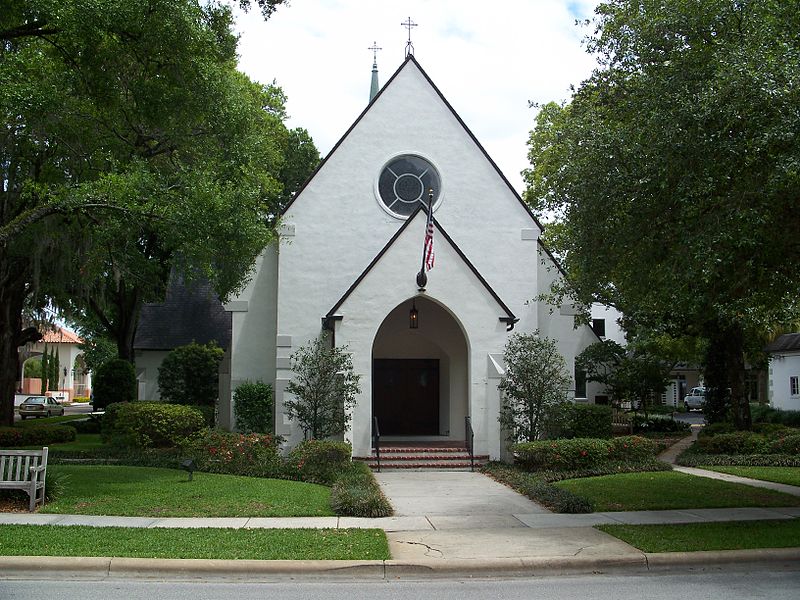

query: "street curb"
xmin=1 ymin=549 xmax=797 ymax=580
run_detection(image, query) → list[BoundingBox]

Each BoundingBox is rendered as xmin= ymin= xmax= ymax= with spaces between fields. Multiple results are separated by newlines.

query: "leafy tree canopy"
xmin=0 ymin=0 xmax=311 ymax=425
xmin=524 ymin=0 xmax=800 ymax=428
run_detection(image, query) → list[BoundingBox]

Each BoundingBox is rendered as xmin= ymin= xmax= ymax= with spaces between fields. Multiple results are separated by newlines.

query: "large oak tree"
xmin=0 ymin=0 xmax=307 ymax=425
xmin=525 ymin=0 xmax=800 ymax=428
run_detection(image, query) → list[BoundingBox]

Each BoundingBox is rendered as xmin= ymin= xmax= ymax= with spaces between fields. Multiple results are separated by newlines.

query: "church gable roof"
xmin=325 ymin=205 xmax=517 ymax=328
xmin=281 ymin=55 xmax=544 ymax=232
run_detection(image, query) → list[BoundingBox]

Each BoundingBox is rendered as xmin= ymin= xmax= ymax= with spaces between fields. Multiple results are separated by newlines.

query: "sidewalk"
xmin=1 ymin=431 xmax=800 ymax=580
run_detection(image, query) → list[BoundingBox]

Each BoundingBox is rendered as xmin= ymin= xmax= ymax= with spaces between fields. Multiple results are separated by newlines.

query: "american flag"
xmin=423 ymin=209 xmax=435 ymax=270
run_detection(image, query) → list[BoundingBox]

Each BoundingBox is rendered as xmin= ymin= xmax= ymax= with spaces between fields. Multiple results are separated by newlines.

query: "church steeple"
xmin=368 ymin=41 xmax=381 ymax=102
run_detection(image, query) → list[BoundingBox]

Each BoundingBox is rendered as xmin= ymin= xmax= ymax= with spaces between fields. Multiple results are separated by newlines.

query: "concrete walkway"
xmin=2 ymin=431 xmax=800 ymax=579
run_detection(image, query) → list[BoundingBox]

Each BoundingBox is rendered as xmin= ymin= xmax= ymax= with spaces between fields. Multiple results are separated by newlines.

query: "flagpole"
xmin=416 ymin=189 xmax=434 ymax=290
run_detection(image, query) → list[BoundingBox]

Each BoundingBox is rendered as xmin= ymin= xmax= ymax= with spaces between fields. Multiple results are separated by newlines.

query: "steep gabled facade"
xmin=218 ymin=56 xmax=598 ymax=459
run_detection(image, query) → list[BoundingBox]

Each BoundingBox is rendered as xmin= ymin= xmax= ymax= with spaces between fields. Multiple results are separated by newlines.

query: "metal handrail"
xmin=372 ymin=416 xmax=381 ymax=473
xmin=465 ymin=415 xmax=474 ymax=472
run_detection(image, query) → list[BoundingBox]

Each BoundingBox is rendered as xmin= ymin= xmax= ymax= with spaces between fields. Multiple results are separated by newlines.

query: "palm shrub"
xmin=234 ymin=381 xmax=273 ymax=433
xmin=330 ymin=462 xmax=393 ymax=517
xmin=92 ymin=359 xmax=136 ymax=410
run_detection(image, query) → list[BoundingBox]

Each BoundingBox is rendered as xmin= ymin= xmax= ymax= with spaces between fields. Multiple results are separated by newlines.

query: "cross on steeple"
xmin=401 ymin=17 xmax=417 ymax=57
xmin=368 ymin=41 xmax=382 ymax=65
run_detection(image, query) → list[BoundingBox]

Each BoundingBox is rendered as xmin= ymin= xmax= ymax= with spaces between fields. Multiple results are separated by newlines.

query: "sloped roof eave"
xmin=325 ymin=206 xmax=516 ymax=324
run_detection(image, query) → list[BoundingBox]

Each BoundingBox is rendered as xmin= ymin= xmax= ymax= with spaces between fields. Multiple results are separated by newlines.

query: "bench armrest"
xmin=29 ymin=464 xmax=47 ymax=474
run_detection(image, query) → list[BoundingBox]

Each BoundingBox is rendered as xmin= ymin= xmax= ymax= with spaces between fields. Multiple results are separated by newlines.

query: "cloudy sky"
xmin=234 ymin=1 xmax=601 ymax=193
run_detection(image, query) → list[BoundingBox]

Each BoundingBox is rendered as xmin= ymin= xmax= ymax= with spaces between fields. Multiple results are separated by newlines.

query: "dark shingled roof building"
xmin=134 ymin=275 xmax=231 ymax=352
xmin=765 ymin=333 xmax=800 ymax=354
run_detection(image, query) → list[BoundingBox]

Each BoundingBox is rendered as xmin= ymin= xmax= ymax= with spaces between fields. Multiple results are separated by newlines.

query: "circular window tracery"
xmin=377 ymin=155 xmax=441 ymax=218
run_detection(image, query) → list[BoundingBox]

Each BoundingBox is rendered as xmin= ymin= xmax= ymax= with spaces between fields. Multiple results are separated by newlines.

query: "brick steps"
xmin=355 ymin=444 xmax=488 ymax=471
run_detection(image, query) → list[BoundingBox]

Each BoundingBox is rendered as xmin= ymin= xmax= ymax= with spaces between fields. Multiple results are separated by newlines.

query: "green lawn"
xmin=702 ymin=466 xmax=800 ymax=487
xmin=42 ymin=465 xmax=335 ymax=517
xmin=0 ymin=525 xmax=389 ymax=560
xmin=554 ymin=471 xmax=800 ymax=511
xmin=598 ymin=519 xmax=800 ymax=552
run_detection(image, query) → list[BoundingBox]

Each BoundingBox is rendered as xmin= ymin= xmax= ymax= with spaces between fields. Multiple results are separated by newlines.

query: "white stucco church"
xmin=196 ymin=53 xmax=599 ymax=460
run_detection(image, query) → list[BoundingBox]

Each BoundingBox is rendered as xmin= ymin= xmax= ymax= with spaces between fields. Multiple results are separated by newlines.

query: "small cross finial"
xmin=401 ymin=17 xmax=418 ymax=56
xmin=368 ymin=41 xmax=382 ymax=64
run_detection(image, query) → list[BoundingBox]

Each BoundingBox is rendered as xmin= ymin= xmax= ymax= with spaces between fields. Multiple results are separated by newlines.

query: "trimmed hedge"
xmin=103 ymin=402 xmax=206 ymax=449
xmin=0 ymin=425 xmax=77 ymax=447
xmin=287 ymin=440 xmax=352 ymax=485
xmin=513 ymin=435 xmax=659 ymax=471
xmin=698 ymin=431 xmax=771 ymax=455
xmin=330 ymin=461 xmax=393 ymax=517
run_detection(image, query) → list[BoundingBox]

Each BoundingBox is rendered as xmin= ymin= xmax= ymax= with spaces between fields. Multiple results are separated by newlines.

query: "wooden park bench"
xmin=612 ymin=411 xmax=633 ymax=435
xmin=0 ymin=447 xmax=48 ymax=511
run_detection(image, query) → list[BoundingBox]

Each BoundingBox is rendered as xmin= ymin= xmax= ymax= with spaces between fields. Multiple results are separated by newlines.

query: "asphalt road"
xmin=13 ymin=402 xmax=95 ymax=422
xmin=2 ymin=569 xmax=798 ymax=600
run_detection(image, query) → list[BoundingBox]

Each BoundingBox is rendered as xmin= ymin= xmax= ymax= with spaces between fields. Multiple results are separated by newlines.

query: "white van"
xmin=684 ymin=387 xmax=706 ymax=411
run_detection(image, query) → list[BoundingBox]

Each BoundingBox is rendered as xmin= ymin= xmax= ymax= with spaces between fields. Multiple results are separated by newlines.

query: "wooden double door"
xmin=372 ymin=358 xmax=439 ymax=435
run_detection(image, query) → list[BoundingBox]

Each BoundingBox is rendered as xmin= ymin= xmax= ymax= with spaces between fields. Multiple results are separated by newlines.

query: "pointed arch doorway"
xmin=372 ymin=296 xmax=469 ymax=439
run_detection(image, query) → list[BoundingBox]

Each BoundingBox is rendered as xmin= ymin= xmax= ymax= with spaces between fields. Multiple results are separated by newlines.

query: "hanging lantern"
xmin=409 ymin=299 xmax=419 ymax=329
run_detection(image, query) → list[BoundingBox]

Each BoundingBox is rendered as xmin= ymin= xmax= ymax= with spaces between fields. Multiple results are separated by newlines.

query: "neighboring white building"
xmin=767 ymin=333 xmax=800 ymax=412
xmin=207 ymin=55 xmax=599 ymax=460
xmin=17 ymin=326 xmax=91 ymax=405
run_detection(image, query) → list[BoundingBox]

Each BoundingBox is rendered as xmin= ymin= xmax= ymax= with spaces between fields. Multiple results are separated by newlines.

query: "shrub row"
xmin=631 ymin=415 xmax=691 ymax=434
xmin=0 ymin=424 xmax=76 ymax=447
xmin=676 ymin=453 xmax=800 ymax=468
xmin=750 ymin=404 xmax=800 ymax=428
xmin=695 ymin=431 xmax=800 ymax=455
xmin=483 ymin=463 xmax=593 ymax=513
xmin=533 ymin=459 xmax=672 ymax=483
xmin=513 ymin=435 xmax=660 ymax=471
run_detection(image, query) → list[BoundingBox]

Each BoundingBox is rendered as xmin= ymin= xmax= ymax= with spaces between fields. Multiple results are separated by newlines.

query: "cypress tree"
xmin=40 ymin=346 xmax=49 ymax=394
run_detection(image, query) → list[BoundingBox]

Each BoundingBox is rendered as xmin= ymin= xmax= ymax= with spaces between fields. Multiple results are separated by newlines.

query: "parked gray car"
xmin=18 ymin=396 xmax=65 ymax=419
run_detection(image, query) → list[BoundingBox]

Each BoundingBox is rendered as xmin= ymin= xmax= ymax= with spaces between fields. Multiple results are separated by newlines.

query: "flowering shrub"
xmin=608 ymin=435 xmax=658 ymax=461
xmin=513 ymin=435 xmax=661 ymax=471
xmin=287 ymin=440 xmax=352 ymax=484
xmin=186 ymin=429 xmax=283 ymax=478
xmin=513 ymin=438 xmax=610 ymax=470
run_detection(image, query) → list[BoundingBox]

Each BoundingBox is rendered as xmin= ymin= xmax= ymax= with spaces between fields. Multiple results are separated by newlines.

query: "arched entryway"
xmin=372 ymin=296 xmax=469 ymax=440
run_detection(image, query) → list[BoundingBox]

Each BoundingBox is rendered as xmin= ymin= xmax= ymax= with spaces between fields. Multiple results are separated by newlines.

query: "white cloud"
xmin=235 ymin=1 xmax=600 ymax=192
